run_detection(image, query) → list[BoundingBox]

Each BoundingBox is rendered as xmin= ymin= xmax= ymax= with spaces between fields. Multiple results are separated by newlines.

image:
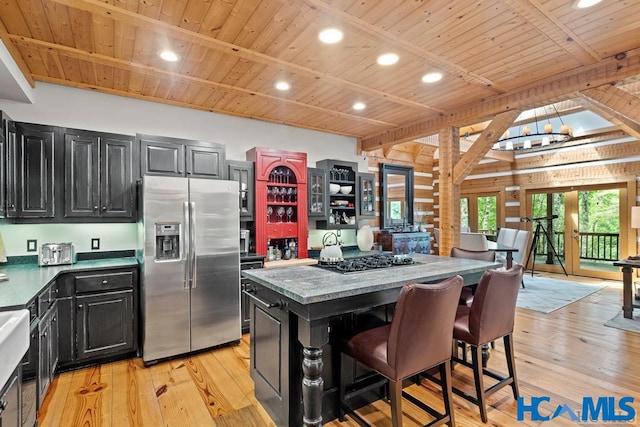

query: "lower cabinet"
xmin=240 ymin=257 xmax=265 ymax=333
xmin=58 ymin=267 xmax=138 ymax=368
xmin=76 ymin=290 xmax=135 ymax=360
xmin=248 ymin=286 xmax=294 ymax=427
xmin=0 ymin=368 xmax=19 ymax=427
xmin=38 ymin=300 xmax=58 ymax=404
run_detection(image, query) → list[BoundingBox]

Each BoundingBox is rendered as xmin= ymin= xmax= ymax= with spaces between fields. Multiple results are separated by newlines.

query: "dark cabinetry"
xmin=6 ymin=123 xmax=56 ymax=218
xmin=248 ymin=286 xmax=295 ymax=427
xmin=0 ymin=112 xmax=11 ymax=218
xmin=0 ymin=368 xmax=19 ymax=427
xmin=58 ymin=267 xmax=138 ymax=367
xmin=64 ymin=130 xmax=135 ymax=219
xmin=37 ymin=283 xmax=58 ymax=405
xmin=228 ymin=160 xmax=255 ymax=221
xmin=240 ymin=256 xmax=265 ymax=333
xmin=139 ymin=134 xmax=226 ymax=179
xmin=308 ymin=167 xmax=328 ymax=218
xmin=314 ymin=159 xmax=358 ymax=229
xmin=358 ymin=172 xmax=375 ymax=218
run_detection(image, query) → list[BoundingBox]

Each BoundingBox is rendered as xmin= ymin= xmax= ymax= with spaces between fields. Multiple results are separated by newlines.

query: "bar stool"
xmin=451 ymin=264 xmax=524 ymax=423
xmin=338 ymin=276 xmax=463 ymax=427
xmin=449 ymin=247 xmax=496 ymax=307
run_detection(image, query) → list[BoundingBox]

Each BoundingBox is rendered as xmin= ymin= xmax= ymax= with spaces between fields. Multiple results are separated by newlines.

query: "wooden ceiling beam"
xmin=361 ymin=49 xmax=640 ymax=151
xmin=577 ymin=85 xmax=640 ymax=139
xmin=47 ymin=0 xmax=442 ymax=114
xmin=454 ymin=110 xmax=521 ymax=184
xmin=503 ymin=0 xmax=600 ymax=65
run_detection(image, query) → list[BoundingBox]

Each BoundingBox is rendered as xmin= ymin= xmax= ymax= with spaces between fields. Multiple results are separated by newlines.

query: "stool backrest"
xmin=387 ymin=276 xmax=463 ymax=379
xmin=468 ymin=264 xmax=524 ymax=345
xmin=450 ymin=247 xmax=496 ymax=262
xmin=460 ymin=232 xmax=489 ymax=251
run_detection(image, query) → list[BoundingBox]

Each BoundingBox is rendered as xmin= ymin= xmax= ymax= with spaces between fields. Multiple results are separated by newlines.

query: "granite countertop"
xmin=242 ymin=254 xmax=500 ymax=305
xmin=0 ymin=257 xmax=138 ymax=310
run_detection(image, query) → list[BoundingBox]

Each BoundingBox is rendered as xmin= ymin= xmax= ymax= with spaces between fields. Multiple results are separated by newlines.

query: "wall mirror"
xmin=380 ymin=163 xmax=414 ymax=230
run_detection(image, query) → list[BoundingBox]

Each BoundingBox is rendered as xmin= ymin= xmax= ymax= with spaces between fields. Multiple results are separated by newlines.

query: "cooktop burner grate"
xmin=315 ymin=254 xmax=416 ymax=274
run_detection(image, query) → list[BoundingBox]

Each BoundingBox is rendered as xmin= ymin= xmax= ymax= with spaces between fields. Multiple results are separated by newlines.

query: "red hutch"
xmin=246 ymin=147 xmax=308 ymax=259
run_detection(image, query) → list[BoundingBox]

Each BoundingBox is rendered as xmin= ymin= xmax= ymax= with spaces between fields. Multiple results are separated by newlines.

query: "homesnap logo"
xmin=517 ymin=396 xmax=636 ymax=422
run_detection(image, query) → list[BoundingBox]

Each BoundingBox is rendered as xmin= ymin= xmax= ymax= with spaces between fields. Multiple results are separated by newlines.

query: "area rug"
xmin=517 ymin=276 xmax=607 ymax=314
xmin=604 ymin=312 xmax=640 ymax=334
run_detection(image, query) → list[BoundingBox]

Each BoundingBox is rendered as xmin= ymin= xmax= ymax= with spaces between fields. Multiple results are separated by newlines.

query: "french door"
xmin=527 ymin=184 xmax=629 ymax=280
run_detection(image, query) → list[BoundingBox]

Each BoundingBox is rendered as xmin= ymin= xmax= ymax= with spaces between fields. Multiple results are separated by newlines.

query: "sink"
xmin=0 ymin=309 xmax=29 ymax=387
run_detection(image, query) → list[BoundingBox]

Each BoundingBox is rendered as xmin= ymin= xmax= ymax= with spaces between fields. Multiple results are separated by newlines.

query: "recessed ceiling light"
xmin=319 ymin=28 xmax=343 ymax=44
xmin=572 ymin=0 xmax=602 ymax=8
xmin=159 ymin=50 xmax=179 ymax=62
xmin=421 ymin=72 xmax=443 ymax=83
xmin=353 ymin=102 xmax=366 ymax=111
xmin=377 ymin=53 xmax=399 ymax=66
xmin=275 ymin=81 xmax=290 ymax=91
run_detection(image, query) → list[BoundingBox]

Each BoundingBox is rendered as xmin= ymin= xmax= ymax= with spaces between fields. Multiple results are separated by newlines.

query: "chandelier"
xmin=493 ymin=105 xmax=573 ymax=151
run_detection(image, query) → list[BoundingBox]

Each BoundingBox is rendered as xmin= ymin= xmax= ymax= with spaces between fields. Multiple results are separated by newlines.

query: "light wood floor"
xmin=39 ymin=273 xmax=640 ymax=426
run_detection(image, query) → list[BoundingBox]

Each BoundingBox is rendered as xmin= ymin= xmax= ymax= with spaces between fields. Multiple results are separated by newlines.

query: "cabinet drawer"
xmin=37 ymin=282 xmax=57 ymax=316
xmin=265 ymin=223 xmax=298 ymax=239
xmin=75 ymin=271 xmax=133 ymax=293
xmin=241 ymin=261 xmax=264 ymax=270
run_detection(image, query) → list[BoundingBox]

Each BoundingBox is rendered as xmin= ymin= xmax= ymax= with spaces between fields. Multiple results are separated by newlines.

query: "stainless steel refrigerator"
xmin=138 ymin=176 xmax=241 ymax=364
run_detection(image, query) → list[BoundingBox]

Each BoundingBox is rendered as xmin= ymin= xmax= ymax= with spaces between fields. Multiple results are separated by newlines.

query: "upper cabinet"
xmin=7 ymin=123 xmax=57 ymax=218
xmin=227 ymin=160 xmax=255 ymax=221
xmin=313 ymin=159 xmax=358 ymax=229
xmin=139 ymin=134 xmax=226 ymax=179
xmin=63 ymin=129 xmax=135 ymax=220
xmin=358 ymin=172 xmax=375 ymax=219
xmin=0 ymin=112 xmax=10 ymax=218
xmin=307 ymin=167 xmax=328 ymax=218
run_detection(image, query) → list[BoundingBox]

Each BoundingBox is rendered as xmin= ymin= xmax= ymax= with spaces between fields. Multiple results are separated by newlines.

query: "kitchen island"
xmin=241 ymin=253 xmax=500 ymax=427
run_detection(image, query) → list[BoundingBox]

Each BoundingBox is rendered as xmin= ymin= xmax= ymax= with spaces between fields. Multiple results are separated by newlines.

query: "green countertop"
xmin=0 ymin=257 xmax=138 ymax=310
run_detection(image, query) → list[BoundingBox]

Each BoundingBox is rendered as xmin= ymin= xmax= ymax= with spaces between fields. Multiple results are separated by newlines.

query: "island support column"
xmin=298 ymin=317 xmax=330 ymax=427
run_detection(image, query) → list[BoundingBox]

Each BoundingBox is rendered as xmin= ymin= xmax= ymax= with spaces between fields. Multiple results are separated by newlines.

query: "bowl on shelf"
xmin=332 ymin=200 xmax=349 ymax=207
xmin=339 ymin=185 xmax=352 ymax=194
xmin=329 ymin=183 xmax=341 ymax=194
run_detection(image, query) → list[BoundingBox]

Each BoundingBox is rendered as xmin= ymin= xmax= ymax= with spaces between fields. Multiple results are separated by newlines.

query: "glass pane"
xmin=477 ymin=196 xmax=497 ymax=236
xmin=531 ymin=192 xmax=565 ymax=267
xmin=578 ymin=189 xmax=619 ymax=272
xmin=460 ymin=198 xmax=469 ymax=231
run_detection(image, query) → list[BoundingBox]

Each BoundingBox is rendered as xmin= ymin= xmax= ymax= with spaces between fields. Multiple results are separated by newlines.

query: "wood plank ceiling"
xmin=1 ymin=0 xmax=639 ymax=154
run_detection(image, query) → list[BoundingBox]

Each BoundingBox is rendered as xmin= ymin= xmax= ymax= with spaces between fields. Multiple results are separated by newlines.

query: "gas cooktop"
xmin=314 ymin=254 xmax=416 ymax=274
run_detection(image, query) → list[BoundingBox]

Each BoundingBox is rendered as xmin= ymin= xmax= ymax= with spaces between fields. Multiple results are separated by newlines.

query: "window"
xmin=460 ymin=193 xmax=499 ymax=236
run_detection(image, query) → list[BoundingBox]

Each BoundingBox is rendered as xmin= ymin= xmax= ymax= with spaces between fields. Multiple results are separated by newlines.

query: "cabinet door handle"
xmin=93 ymin=205 xmax=98 ymax=210
xmin=102 ymin=280 xmax=108 ymax=284
xmin=102 ymin=206 xmax=107 ymax=211
xmin=0 ymin=400 xmax=7 ymax=415
xmin=78 ymin=304 xmax=83 ymax=309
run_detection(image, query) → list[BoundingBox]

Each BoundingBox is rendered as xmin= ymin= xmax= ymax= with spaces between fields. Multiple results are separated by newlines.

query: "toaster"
xmin=39 ymin=243 xmax=77 ymax=266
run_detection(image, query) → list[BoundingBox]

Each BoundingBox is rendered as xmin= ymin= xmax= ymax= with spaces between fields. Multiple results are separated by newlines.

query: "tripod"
xmin=525 ymin=219 xmax=568 ymax=277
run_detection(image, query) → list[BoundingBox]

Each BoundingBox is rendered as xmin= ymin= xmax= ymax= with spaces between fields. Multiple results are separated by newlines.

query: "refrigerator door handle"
xmin=183 ymin=201 xmax=190 ymax=289
xmin=190 ymin=201 xmax=197 ymax=289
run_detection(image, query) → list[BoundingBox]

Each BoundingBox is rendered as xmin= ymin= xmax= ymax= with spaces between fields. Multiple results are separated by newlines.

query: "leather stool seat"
xmin=339 ymin=276 xmax=463 ymax=427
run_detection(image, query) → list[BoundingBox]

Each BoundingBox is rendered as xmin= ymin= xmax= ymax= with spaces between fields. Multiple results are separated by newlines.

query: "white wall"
xmin=0 ymin=82 xmax=365 ymax=255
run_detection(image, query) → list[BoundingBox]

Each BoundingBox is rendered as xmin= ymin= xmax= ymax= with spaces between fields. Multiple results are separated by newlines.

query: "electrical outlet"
xmin=91 ymin=238 xmax=100 ymax=250
xmin=27 ymin=239 xmax=37 ymax=252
